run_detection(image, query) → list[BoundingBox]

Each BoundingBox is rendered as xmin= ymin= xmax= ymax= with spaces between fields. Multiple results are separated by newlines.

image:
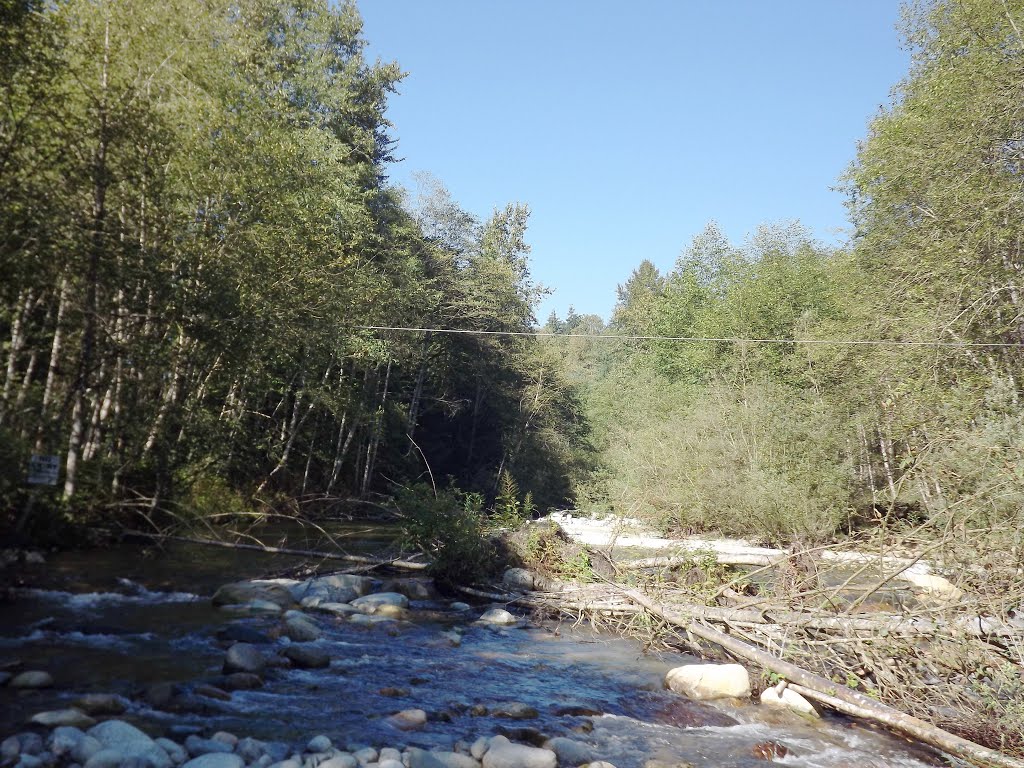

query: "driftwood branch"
xmin=611 ymin=582 xmax=1024 ymax=768
xmin=126 ymin=532 xmax=429 ymax=571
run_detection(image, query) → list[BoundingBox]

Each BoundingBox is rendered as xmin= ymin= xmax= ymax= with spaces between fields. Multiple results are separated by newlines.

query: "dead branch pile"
xmin=495 ymin=531 xmax=1024 ymax=767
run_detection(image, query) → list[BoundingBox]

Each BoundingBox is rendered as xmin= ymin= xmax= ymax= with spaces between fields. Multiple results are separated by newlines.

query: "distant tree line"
xmin=545 ymin=0 xmax=1024 ymax=558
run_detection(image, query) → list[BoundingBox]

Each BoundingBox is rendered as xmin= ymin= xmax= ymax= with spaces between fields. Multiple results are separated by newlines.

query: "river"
xmin=0 ymin=528 xmax=948 ymax=768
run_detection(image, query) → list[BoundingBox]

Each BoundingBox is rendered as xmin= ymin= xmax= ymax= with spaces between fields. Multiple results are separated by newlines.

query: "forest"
xmin=1 ymin=0 xmax=1022 ymax=592
xmin=3 ymin=0 xmax=1024 ymax=758
xmin=0 ymin=0 xmax=593 ymax=536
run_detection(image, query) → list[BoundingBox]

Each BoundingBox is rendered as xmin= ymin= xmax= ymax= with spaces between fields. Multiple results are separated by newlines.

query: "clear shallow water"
xmin=0 ymin=536 xmax=946 ymax=768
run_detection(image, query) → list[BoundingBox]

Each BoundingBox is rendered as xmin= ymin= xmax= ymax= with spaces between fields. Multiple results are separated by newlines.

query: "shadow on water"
xmin=0 ymin=526 xmax=947 ymax=768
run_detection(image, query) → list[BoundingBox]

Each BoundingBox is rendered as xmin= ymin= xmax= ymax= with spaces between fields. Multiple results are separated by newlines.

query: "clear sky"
xmin=358 ymin=1 xmax=911 ymax=323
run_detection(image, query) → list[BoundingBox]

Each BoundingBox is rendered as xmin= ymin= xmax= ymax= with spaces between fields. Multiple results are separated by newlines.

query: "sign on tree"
xmin=27 ymin=455 xmax=60 ymax=486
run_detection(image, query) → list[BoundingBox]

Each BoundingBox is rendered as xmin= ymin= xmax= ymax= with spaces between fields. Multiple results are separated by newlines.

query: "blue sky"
xmin=359 ymin=1 xmax=911 ymax=322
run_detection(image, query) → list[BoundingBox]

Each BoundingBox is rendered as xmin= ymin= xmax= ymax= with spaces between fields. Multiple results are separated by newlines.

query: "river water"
xmin=0 ymin=530 xmax=948 ymax=768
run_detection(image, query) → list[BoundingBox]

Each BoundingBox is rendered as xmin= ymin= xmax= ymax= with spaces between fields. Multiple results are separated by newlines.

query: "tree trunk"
xmin=0 ymin=288 xmax=34 ymax=426
xmin=466 ymin=376 xmax=483 ymax=467
xmin=360 ymin=358 xmax=391 ymax=496
xmin=406 ymin=332 xmax=431 ymax=444
xmin=40 ymin=277 xmax=69 ymax=424
xmin=64 ymin=17 xmax=112 ymax=501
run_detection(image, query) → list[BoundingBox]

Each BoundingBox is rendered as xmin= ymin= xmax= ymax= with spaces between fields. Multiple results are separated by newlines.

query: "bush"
xmin=395 ymin=483 xmax=502 ymax=587
xmin=587 ymin=376 xmax=851 ymax=544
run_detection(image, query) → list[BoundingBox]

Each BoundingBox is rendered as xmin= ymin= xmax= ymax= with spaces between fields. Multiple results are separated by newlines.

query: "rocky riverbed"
xmin=1 ymin=547 xmax=949 ymax=768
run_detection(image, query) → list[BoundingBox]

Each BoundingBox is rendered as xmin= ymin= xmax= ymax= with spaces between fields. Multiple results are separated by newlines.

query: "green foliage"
xmin=0 ymin=0 xmax=589 ymax=535
xmin=520 ymin=523 xmax=593 ymax=582
xmin=492 ymin=469 xmax=524 ymax=528
xmin=180 ymin=475 xmax=251 ymax=524
xmin=395 ymin=484 xmax=501 ymax=587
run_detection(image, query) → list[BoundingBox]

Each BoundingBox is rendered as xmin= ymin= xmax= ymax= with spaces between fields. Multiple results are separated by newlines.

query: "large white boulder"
xmin=350 ymin=592 xmax=409 ymax=614
xmin=477 ymin=608 xmax=517 ymax=626
xmin=481 ymin=737 xmax=555 ymax=768
xmin=85 ymin=720 xmax=173 ymax=768
xmin=664 ymin=664 xmax=750 ymax=700
xmin=759 ymin=684 xmax=819 ymax=717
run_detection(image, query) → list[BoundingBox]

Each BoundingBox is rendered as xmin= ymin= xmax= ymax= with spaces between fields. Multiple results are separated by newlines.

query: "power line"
xmin=354 ymin=325 xmax=1021 ymax=348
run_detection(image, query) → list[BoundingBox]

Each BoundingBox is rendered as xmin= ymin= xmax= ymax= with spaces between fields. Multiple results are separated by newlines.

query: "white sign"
xmin=27 ymin=454 xmax=60 ymax=486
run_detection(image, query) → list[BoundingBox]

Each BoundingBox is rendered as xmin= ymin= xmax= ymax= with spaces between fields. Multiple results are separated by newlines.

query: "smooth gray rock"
xmin=317 ymin=756 xmax=357 ymax=768
xmin=378 ymin=578 xmax=438 ymax=601
xmin=477 ymin=609 xmax=516 ymax=626
xmin=88 ymin=721 xmax=153 ymax=749
xmin=74 ymin=694 xmax=127 ymax=716
xmin=84 ymin=748 xmax=168 ymax=768
xmin=664 ymin=663 xmax=750 ymax=700
xmin=72 ymin=737 xmax=102 ymax=764
xmin=223 ymin=643 xmax=267 ymax=675
xmin=502 ymin=569 xmax=535 ymax=591
xmin=298 ymin=586 xmax=359 ymax=609
xmin=261 ymin=744 xmax=290 ymax=764
xmin=300 ymin=575 xmax=373 ymax=600
xmin=85 ymin=722 xmax=171 ymax=768
xmin=304 ymin=737 xmax=331 ymax=754
xmin=378 ymin=750 xmax=401 ymax=765
xmin=180 ymin=755 xmax=244 ymax=768
xmin=212 ymin=582 xmax=295 ymax=610
xmin=450 ymin=602 xmax=471 ymax=612
xmin=348 ymin=614 xmax=395 ymax=626
xmin=309 ymin=602 xmax=357 ymax=616
xmin=490 ymin=702 xmax=538 ymax=719
xmin=352 ymin=748 xmax=377 ymax=766
xmin=405 ymin=749 xmax=478 ymax=768
xmin=209 ymin=735 xmax=236 ymax=749
xmin=349 ymin=593 xmax=408 ymax=614
xmin=282 ymin=614 xmax=322 ymax=643
xmin=266 ymin=761 xmax=300 ymax=768
xmin=184 ymin=736 xmax=233 ymax=757
xmin=17 ymin=755 xmax=43 ymax=768
xmin=10 ymin=671 xmax=54 ymax=689
xmin=377 ymin=761 xmax=404 ymax=768
xmin=387 ymin=709 xmax=427 ymax=730
xmin=30 ymin=709 xmax=95 ymax=728
xmin=469 ymin=739 xmax=488 ymax=761
xmin=48 ymin=727 xmax=86 ymax=758
xmin=481 ymin=739 xmax=554 ymax=768
xmin=3 ymin=736 xmax=23 ymax=761
xmin=282 ymin=645 xmax=329 ymax=669
xmin=543 ymin=739 xmax=594 ymax=767
xmin=234 ymin=738 xmax=266 ymax=764
xmin=155 ymin=739 xmax=187 ymax=766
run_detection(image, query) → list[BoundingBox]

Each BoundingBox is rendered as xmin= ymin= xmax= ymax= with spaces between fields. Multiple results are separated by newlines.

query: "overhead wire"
xmin=352 ymin=325 xmax=1022 ymax=348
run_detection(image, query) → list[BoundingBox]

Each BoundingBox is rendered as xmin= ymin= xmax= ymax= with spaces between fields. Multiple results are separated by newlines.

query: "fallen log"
xmin=612 ymin=582 xmax=1024 ymax=768
xmin=126 ymin=532 xmax=430 ymax=571
xmin=595 ymin=537 xmax=961 ymax=597
xmin=507 ymin=581 xmax=1019 ymax=640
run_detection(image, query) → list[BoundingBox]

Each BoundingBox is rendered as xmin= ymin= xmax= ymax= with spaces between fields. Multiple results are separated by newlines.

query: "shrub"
xmin=395 ymin=483 xmax=502 ymax=587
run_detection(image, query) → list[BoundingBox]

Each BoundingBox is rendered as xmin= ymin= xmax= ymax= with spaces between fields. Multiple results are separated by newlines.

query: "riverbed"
xmin=0 ymin=533 xmax=948 ymax=768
